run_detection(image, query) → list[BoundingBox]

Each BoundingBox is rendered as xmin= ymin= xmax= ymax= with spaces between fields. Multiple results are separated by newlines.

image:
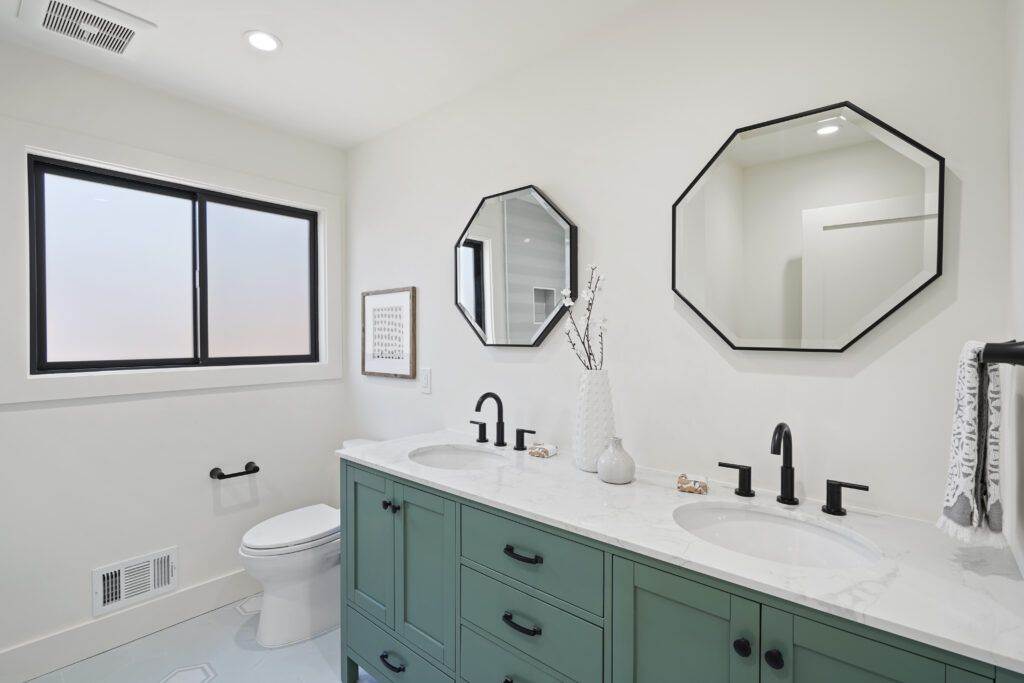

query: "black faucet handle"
xmin=822 ymin=480 xmax=869 ymax=516
xmin=470 ymin=420 xmax=488 ymax=443
xmin=718 ymin=462 xmax=755 ymax=498
xmin=514 ymin=428 xmax=536 ymax=451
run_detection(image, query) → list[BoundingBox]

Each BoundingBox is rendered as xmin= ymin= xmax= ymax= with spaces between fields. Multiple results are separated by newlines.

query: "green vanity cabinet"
xmin=341 ymin=462 xmax=1011 ymax=683
xmin=611 ymin=557 xmax=760 ymax=683
xmin=345 ymin=466 xmax=457 ymax=675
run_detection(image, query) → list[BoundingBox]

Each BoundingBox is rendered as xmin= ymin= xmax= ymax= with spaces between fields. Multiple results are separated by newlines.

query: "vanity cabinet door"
xmin=760 ymin=607 xmax=944 ymax=683
xmin=393 ymin=484 xmax=456 ymax=669
xmin=612 ymin=558 xmax=759 ymax=683
xmin=346 ymin=467 xmax=395 ymax=629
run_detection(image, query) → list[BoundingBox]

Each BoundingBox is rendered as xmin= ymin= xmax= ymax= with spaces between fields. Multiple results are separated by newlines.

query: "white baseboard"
xmin=0 ymin=569 xmax=259 ymax=683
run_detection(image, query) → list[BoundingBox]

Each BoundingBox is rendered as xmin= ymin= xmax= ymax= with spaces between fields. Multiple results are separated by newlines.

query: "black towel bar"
xmin=209 ymin=462 xmax=260 ymax=480
xmin=980 ymin=340 xmax=1024 ymax=365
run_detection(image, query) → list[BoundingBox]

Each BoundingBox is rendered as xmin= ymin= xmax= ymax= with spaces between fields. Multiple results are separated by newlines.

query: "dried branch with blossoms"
xmin=563 ymin=264 xmax=607 ymax=370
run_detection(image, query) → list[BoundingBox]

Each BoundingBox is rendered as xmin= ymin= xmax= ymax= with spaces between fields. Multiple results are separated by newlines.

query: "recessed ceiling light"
xmin=245 ymin=30 xmax=281 ymax=52
xmin=816 ymin=125 xmax=840 ymax=136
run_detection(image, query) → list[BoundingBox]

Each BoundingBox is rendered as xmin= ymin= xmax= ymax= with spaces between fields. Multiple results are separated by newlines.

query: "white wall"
xmin=1007 ymin=0 xmax=1024 ymax=571
xmin=345 ymin=0 xmax=1010 ymax=525
xmin=0 ymin=42 xmax=347 ymax=682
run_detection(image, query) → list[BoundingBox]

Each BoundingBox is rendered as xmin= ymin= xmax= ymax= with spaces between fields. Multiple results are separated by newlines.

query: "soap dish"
xmin=528 ymin=443 xmax=558 ymax=458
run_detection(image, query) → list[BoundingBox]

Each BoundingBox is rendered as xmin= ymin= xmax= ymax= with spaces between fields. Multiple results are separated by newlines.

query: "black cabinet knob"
xmin=381 ymin=500 xmax=401 ymax=514
xmin=764 ymin=648 xmax=785 ymax=670
xmin=732 ymin=637 xmax=752 ymax=657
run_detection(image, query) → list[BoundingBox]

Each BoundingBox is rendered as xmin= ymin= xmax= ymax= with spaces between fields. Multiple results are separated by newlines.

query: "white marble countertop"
xmin=337 ymin=430 xmax=1024 ymax=675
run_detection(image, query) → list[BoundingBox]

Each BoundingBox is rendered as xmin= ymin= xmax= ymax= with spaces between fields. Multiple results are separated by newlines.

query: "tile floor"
xmin=31 ymin=595 xmax=374 ymax=683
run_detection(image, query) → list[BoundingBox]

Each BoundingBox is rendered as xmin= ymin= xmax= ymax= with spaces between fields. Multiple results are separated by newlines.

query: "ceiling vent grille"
xmin=92 ymin=547 xmax=178 ymax=616
xmin=42 ymin=0 xmax=136 ymax=54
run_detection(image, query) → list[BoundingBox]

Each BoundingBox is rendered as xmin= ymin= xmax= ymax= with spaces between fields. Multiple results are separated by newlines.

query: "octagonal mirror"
xmin=456 ymin=186 xmax=577 ymax=346
xmin=672 ymin=102 xmax=944 ymax=351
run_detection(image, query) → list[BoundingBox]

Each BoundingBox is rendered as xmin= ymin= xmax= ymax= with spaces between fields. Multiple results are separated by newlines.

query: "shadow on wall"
xmin=675 ymin=171 xmax=963 ymax=379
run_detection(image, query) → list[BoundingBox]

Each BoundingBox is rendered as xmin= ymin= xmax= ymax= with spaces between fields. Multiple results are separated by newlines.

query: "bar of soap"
xmin=528 ymin=443 xmax=558 ymax=458
xmin=677 ymin=474 xmax=708 ymax=494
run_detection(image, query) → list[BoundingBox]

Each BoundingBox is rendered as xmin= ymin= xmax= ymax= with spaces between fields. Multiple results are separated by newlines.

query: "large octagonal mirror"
xmin=672 ymin=102 xmax=944 ymax=351
xmin=456 ymin=186 xmax=577 ymax=346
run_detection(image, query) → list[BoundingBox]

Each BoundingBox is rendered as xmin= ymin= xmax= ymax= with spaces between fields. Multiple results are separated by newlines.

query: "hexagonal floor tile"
xmin=235 ymin=594 xmax=262 ymax=616
xmin=159 ymin=663 xmax=216 ymax=683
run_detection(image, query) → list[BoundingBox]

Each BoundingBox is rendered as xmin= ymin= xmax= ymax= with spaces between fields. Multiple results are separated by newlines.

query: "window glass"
xmin=205 ymin=201 xmax=313 ymax=358
xmin=43 ymin=173 xmax=194 ymax=362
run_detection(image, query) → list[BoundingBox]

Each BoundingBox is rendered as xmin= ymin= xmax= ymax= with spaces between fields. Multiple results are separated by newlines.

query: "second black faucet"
xmin=474 ymin=392 xmax=507 ymax=447
xmin=771 ymin=422 xmax=799 ymax=506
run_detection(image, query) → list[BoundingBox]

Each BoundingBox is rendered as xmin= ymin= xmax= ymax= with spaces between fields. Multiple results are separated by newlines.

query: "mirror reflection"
xmin=456 ymin=186 xmax=576 ymax=346
xmin=673 ymin=103 xmax=943 ymax=351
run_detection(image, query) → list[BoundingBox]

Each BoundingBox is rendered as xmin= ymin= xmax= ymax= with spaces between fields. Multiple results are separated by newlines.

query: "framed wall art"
xmin=361 ymin=287 xmax=416 ymax=378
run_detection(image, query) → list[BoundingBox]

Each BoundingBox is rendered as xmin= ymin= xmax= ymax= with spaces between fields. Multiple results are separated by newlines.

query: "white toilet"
xmin=239 ymin=503 xmax=342 ymax=648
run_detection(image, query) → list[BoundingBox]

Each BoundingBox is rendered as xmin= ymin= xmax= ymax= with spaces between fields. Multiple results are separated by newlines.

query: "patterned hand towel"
xmin=938 ymin=341 xmax=1005 ymax=545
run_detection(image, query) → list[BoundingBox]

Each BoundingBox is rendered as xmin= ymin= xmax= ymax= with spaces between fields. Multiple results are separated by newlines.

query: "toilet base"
xmin=240 ymin=539 xmax=342 ymax=648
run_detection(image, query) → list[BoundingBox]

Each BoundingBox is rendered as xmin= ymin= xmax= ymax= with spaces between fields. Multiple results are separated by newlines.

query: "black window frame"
xmin=28 ymin=155 xmax=320 ymax=374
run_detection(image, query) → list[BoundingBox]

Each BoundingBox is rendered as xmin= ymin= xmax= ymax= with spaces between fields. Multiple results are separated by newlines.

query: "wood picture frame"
xmin=361 ymin=287 xmax=417 ymax=378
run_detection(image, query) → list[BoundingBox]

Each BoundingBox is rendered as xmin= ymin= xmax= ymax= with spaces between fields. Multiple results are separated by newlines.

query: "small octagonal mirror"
xmin=672 ymin=102 xmax=944 ymax=351
xmin=456 ymin=186 xmax=577 ymax=346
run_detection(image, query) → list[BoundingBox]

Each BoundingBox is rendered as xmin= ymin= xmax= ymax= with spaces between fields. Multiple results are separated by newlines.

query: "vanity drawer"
xmin=347 ymin=608 xmax=452 ymax=683
xmin=460 ymin=566 xmax=603 ymax=682
xmin=461 ymin=505 xmax=604 ymax=615
xmin=460 ymin=625 xmax=562 ymax=683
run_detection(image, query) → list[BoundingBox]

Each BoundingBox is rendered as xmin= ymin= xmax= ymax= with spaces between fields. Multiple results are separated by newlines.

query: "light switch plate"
xmin=420 ymin=368 xmax=432 ymax=394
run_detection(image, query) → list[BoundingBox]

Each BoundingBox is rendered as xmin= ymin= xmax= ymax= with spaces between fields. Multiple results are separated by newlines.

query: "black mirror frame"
xmin=454 ymin=185 xmax=578 ymax=347
xmin=670 ymin=100 xmax=945 ymax=353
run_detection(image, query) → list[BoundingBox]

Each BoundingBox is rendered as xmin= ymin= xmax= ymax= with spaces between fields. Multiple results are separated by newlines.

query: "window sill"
xmin=3 ymin=358 xmax=342 ymax=405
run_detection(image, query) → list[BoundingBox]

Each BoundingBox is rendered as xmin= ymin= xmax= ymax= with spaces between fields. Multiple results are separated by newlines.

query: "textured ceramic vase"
xmin=598 ymin=436 xmax=636 ymax=485
xmin=574 ymin=369 xmax=615 ymax=472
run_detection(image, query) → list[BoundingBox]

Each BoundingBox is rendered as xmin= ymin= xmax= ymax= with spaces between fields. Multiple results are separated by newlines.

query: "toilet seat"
xmin=241 ymin=531 xmax=341 ymax=557
xmin=242 ymin=503 xmax=340 ymax=555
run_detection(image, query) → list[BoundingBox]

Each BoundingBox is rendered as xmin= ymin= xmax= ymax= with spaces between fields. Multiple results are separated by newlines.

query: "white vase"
xmin=573 ymin=369 xmax=615 ymax=472
xmin=598 ymin=436 xmax=635 ymax=485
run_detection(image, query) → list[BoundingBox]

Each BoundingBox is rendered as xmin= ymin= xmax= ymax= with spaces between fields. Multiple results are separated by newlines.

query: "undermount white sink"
xmin=672 ymin=501 xmax=882 ymax=569
xmin=407 ymin=444 xmax=507 ymax=470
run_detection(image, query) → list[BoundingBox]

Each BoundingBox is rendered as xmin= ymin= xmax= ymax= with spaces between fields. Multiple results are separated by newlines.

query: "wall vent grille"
xmin=42 ymin=0 xmax=136 ymax=54
xmin=92 ymin=547 xmax=177 ymax=616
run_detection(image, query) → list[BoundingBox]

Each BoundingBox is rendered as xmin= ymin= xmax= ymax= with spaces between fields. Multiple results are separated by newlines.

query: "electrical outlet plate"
xmin=420 ymin=367 xmax=432 ymax=394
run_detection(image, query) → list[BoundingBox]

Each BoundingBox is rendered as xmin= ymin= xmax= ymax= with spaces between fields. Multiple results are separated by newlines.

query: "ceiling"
xmin=0 ymin=0 xmax=642 ymax=148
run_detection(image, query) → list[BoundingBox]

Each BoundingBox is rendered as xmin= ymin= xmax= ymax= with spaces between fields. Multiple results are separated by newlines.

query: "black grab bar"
xmin=209 ymin=462 xmax=260 ymax=480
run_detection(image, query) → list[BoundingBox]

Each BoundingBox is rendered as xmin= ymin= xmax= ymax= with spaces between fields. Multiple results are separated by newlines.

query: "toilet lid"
xmin=242 ymin=504 xmax=341 ymax=550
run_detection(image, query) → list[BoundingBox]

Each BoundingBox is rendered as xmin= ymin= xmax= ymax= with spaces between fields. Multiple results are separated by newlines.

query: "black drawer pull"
xmin=732 ymin=638 xmax=751 ymax=657
xmin=503 ymin=678 xmax=513 ymax=683
xmin=504 ymin=544 xmax=543 ymax=565
xmin=502 ymin=611 xmax=542 ymax=637
xmin=764 ymin=648 xmax=784 ymax=670
xmin=379 ymin=651 xmax=406 ymax=673
xmin=381 ymin=500 xmax=402 ymax=513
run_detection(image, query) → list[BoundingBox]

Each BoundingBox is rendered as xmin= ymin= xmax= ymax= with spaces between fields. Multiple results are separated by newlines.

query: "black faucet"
xmin=475 ymin=392 xmax=506 ymax=447
xmin=771 ymin=423 xmax=799 ymax=505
